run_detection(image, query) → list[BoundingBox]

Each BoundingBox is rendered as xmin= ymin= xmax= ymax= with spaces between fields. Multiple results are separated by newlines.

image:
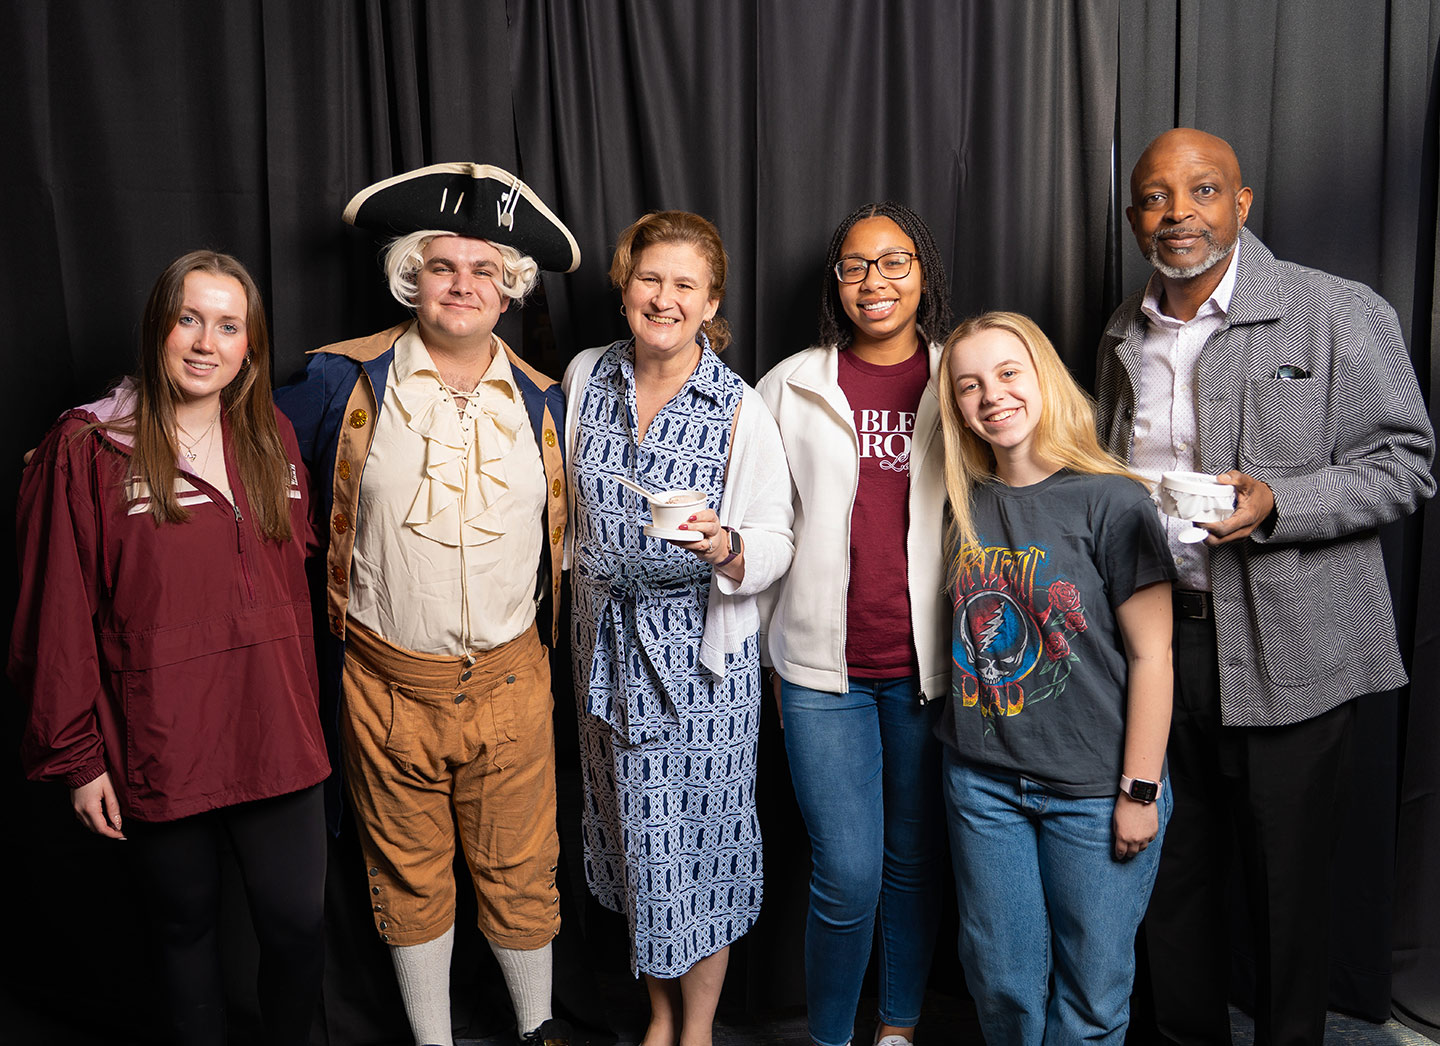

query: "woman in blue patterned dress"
xmin=562 ymin=211 xmax=793 ymax=1046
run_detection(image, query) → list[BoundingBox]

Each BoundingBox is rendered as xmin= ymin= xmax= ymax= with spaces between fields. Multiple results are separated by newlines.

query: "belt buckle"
xmin=1174 ymin=589 xmax=1210 ymax=620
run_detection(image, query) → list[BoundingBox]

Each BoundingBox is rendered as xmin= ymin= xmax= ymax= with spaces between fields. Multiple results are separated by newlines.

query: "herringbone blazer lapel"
xmin=1196 ymin=231 xmax=1283 ymax=475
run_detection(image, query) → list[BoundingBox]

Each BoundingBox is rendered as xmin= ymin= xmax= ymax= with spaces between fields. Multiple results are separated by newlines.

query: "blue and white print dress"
xmin=570 ymin=339 xmax=763 ymax=978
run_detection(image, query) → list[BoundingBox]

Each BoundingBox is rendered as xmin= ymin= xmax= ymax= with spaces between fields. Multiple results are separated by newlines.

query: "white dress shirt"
xmin=1130 ymin=246 xmax=1241 ymax=591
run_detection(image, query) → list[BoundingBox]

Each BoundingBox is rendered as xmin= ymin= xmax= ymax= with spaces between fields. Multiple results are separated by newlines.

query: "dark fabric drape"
xmin=510 ymin=0 xmax=1122 ymax=385
xmin=2 ymin=1 xmax=1437 ymax=1041
xmin=0 ymin=0 xmax=521 ymax=404
xmin=1394 ymin=19 xmax=1440 ymax=1039
xmin=257 ymin=0 xmax=525 ymax=378
xmin=505 ymin=0 xmax=761 ymax=377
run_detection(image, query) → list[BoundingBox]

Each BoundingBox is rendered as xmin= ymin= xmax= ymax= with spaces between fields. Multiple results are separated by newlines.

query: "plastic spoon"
xmin=1177 ymin=523 xmax=1210 ymax=544
xmin=616 ymin=476 xmax=658 ymax=501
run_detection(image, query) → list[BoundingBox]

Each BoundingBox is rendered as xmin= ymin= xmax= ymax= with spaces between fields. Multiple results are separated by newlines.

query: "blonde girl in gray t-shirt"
xmin=935 ymin=311 xmax=1175 ymax=1046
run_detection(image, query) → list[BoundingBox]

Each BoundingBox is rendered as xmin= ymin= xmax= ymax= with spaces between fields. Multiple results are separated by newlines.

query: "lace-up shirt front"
xmin=348 ymin=325 xmax=546 ymax=654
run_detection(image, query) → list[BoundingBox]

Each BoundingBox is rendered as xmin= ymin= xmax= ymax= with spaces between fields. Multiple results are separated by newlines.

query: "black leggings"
xmin=126 ymin=785 xmax=327 ymax=1046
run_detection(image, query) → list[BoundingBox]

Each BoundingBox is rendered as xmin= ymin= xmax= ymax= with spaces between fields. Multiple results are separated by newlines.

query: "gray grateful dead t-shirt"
xmin=937 ymin=470 xmax=1175 ymax=796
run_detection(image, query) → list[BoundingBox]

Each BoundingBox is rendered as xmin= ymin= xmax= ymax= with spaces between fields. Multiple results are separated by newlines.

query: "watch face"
xmin=1129 ymin=779 xmax=1158 ymax=803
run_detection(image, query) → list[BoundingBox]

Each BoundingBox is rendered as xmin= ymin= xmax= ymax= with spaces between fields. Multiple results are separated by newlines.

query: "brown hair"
xmin=609 ymin=211 xmax=732 ymax=353
xmin=122 ymin=250 xmax=293 ymax=540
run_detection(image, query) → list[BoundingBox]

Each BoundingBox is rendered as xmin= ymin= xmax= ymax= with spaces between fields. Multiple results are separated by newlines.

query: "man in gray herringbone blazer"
xmin=1095 ymin=128 xmax=1434 ymax=1046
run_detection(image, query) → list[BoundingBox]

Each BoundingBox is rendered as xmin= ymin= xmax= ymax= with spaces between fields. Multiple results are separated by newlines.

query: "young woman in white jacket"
xmin=757 ymin=202 xmax=953 ymax=1046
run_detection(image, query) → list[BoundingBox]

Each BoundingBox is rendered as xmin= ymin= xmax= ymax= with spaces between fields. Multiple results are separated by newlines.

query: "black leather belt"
xmin=1173 ymin=589 xmax=1213 ymax=620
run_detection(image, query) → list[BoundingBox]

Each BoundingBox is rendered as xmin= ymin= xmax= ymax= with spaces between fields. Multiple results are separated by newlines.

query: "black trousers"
xmin=1140 ymin=604 xmax=1356 ymax=1046
xmin=126 ymin=784 xmax=328 ymax=1046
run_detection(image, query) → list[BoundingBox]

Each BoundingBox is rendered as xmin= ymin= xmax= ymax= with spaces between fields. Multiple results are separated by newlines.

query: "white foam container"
xmin=1159 ymin=471 xmax=1236 ymax=522
xmin=648 ymin=488 xmax=707 ymax=530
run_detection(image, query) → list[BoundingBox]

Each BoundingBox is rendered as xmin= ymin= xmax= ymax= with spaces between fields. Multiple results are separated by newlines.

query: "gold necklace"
xmin=175 ymin=412 xmax=220 ymax=462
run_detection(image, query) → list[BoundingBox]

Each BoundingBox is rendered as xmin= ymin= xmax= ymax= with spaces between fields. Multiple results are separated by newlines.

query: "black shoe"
xmin=519 ymin=1016 xmax=574 ymax=1045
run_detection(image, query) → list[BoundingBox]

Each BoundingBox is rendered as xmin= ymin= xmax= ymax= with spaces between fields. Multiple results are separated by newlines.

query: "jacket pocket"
xmin=117 ymin=658 xmax=236 ymax=797
xmin=1242 ymin=543 xmax=1335 ymax=687
xmin=1240 ymin=377 xmax=1324 ymax=469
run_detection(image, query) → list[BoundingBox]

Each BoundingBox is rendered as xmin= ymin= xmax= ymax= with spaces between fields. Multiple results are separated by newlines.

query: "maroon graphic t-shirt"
xmin=836 ymin=346 xmax=930 ymax=678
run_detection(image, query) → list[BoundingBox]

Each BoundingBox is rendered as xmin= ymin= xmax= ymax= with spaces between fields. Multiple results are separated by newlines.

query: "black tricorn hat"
xmin=342 ymin=162 xmax=581 ymax=273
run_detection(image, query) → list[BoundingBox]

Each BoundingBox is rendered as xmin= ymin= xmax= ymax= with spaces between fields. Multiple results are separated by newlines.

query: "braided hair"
xmin=817 ymin=200 xmax=952 ymax=350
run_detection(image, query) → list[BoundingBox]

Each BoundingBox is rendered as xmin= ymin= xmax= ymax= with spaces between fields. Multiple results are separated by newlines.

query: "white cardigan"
xmin=756 ymin=342 xmax=952 ymax=701
xmin=563 ymin=344 xmax=795 ymax=679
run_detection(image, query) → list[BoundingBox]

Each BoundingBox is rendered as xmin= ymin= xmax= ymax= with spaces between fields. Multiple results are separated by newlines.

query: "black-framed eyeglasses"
xmin=834 ymin=251 xmax=917 ymax=284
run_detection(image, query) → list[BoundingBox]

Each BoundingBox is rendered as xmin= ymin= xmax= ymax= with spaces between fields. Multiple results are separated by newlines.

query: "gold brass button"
xmin=543 ymin=428 xmax=557 ymax=447
xmin=337 ymin=460 xmax=352 ymax=480
xmin=551 ymin=478 xmax=562 ymax=498
xmin=551 ymin=525 xmax=563 ymax=545
xmin=333 ymin=513 xmax=351 ymax=534
xmin=349 ymin=408 xmax=368 ymax=428
xmin=330 ymin=565 xmax=346 ymax=585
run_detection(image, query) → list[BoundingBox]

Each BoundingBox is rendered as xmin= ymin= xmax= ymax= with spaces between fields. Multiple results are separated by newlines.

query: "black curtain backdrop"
xmin=2 ymin=1 xmax=1437 ymax=1042
xmin=510 ymin=0 xmax=1123 ymax=386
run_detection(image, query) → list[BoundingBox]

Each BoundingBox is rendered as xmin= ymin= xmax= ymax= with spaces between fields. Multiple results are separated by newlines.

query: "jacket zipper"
xmin=836 ymin=414 xmax=859 ymax=694
xmin=186 ymin=462 xmax=257 ymax=604
xmin=911 ymin=394 xmax=935 ymax=706
xmin=211 ymin=420 xmax=256 ymax=603
xmin=233 ymin=501 xmax=256 ymax=602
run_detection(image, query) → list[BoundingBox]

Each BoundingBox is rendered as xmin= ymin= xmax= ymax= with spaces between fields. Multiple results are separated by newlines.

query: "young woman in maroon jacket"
xmin=11 ymin=251 xmax=330 ymax=1046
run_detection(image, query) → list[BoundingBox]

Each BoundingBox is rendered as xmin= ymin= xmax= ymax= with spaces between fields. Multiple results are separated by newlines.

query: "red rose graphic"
xmin=1048 ymin=580 xmax=1081 ymax=614
xmin=1045 ymin=631 xmax=1071 ymax=660
xmin=1064 ymin=611 xmax=1088 ymax=633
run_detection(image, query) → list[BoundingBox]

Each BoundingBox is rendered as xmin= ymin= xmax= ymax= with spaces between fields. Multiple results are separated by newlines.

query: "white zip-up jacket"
xmin=757 ymin=342 xmax=951 ymax=701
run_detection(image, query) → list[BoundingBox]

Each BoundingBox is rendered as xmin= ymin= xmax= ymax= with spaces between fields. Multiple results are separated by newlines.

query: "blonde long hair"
xmin=937 ymin=311 xmax=1137 ymax=570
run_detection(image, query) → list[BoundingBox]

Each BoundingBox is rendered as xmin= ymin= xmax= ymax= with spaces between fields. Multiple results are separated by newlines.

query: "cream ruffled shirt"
xmin=348 ymin=325 xmax=546 ymax=655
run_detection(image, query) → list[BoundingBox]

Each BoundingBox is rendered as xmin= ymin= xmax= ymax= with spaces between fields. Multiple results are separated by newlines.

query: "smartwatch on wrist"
xmin=716 ymin=526 xmax=743 ymax=567
xmin=1120 ymin=774 xmax=1161 ymax=804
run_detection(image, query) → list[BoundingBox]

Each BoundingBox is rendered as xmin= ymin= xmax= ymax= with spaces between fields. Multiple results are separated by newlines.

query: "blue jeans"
xmin=782 ymin=677 xmax=946 ymax=1046
xmin=941 ymin=752 xmax=1171 ymax=1046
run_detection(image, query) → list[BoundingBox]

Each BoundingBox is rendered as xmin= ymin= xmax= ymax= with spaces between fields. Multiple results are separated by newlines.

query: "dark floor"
xmin=6 ymin=985 xmax=1435 ymax=1046
xmin=455 ymin=1006 xmax=1438 ymax=1046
